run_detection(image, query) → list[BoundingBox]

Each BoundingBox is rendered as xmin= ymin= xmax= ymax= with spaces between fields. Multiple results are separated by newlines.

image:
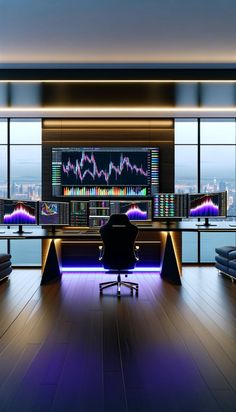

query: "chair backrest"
xmin=99 ymin=214 xmax=138 ymax=270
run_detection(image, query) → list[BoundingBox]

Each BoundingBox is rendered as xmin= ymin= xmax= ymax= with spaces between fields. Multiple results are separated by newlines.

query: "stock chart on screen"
xmin=52 ymin=147 xmax=159 ymax=197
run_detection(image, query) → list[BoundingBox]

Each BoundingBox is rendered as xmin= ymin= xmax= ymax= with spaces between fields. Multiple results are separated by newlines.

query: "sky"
xmin=1 ymin=0 xmax=236 ymax=65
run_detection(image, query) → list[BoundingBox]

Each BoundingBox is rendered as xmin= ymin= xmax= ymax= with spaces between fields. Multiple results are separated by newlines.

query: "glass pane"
xmin=200 ymin=146 xmax=235 ymax=216
xmin=200 ymin=232 xmax=236 ymax=263
xmin=175 ymin=119 xmax=198 ymax=144
xmin=200 ymin=119 xmax=235 ymax=144
xmin=0 ymin=146 xmax=7 ymax=198
xmin=175 ymin=145 xmax=198 ymax=193
xmin=0 ymin=119 xmax=7 ymax=144
xmin=0 ymin=240 xmax=8 ymax=254
xmin=10 ymin=119 xmax=42 ymax=144
xmin=11 ymin=240 xmax=41 ymax=266
xmin=182 ymin=232 xmax=198 ymax=263
xmin=10 ymin=145 xmax=41 ymax=201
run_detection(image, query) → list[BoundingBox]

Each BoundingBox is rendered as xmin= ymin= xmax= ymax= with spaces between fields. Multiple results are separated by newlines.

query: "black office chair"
xmin=99 ymin=214 xmax=139 ymax=295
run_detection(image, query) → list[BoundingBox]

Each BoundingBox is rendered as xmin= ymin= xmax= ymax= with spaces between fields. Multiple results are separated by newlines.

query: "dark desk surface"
xmin=1 ymin=221 xmax=236 ymax=239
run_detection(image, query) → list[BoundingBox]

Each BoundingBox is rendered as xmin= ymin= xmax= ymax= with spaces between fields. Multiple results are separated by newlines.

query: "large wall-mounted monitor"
xmin=52 ymin=147 xmax=159 ymax=197
xmin=0 ymin=199 xmax=38 ymax=233
xmin=188 ymin=192 xmax=227 ymax=222
xmin=38 ymin=201 xmax=69 ymax=226
xmin=110 ymin=200 xmax=153 ymax=222
xmin=153 ymin=194 xmax=188 ymax=219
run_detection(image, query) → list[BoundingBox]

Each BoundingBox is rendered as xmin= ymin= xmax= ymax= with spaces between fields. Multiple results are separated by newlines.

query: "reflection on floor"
xmin=0 ymin=267 xmax=235 ymax=412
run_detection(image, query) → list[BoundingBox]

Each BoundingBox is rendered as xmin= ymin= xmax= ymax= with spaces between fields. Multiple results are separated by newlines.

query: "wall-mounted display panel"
xmin=52 ymin=147 xmax=159 ymax=198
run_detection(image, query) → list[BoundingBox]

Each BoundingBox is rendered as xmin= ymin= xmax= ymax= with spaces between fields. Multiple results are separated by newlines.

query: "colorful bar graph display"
xmin=63 ymin=186 xmax=147 ymax=197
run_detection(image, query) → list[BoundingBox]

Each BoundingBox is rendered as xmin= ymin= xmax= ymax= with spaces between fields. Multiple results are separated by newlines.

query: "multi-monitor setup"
xmin=0 ymin=146 xmax=228 ymax=233
xmin=0 ymin=199 xmax=69 ymax=234
xmin=153 ymin=192 xmax=227 ymax=226
xmin=0 ymin=192 xmax=228 ymax=234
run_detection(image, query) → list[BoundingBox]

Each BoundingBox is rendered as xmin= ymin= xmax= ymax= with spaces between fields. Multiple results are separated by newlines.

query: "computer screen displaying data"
xmin=52 ymin=147 xmax=159 ymax=197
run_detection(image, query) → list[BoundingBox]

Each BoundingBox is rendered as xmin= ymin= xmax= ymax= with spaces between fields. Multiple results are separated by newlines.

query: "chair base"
xmin=99 ymin=273 xmax=138 ymax=295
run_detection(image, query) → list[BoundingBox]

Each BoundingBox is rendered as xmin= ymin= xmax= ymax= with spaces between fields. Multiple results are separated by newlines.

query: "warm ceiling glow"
xmin=1 ymin=107 xmax=236 ymax=112
xmin=0 ymin=80 xmax=236 ymax=83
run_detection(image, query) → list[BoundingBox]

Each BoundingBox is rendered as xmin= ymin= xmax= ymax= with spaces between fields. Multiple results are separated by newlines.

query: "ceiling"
xmin=1 ymin=0 xmax=236 ymax=67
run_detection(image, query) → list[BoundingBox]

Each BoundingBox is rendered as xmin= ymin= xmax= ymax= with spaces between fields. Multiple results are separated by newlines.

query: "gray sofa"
xmin=215 ymin=246 xmax=236 ymax=282
xmin=0 ymin=254 xmax=12 ymax=282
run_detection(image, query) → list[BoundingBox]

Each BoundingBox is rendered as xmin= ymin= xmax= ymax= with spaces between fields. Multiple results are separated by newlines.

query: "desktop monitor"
xmin=70 ymin=201 xmax=89 ymax=227
xmin=188 ymin=192 xmax=227 ymax=226
xmin=38 ymin=201 xmax=69 ymax=226
xmin=0 ymin=199 xmax=38 ymax=233
xmin=110 ymin=200 xmax=153 ymax=222
xmin=89 ymin=200 xmax=111 ymax=227
xmin=153 ymin=194 xmax=188 ymax=219
xmin=52 ymin=147 xmax=159 ymax=197
xmin=188 ymin=192 xmax=227 ymax=218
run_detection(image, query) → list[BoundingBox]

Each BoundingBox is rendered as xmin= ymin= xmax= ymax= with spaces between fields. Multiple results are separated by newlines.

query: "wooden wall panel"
xmin=42 ymin=118 xmax=174 ymax=200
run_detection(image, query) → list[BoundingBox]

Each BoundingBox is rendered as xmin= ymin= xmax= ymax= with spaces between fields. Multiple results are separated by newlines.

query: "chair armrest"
xmin=98 ymin=245 xmax=104 ymax=261
xmin=134 ymin=245 xmax=140 ymax=261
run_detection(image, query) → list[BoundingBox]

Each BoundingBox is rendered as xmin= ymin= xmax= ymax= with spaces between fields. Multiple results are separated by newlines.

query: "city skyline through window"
xmin=175 ymin=118 xmax=236 ymax=262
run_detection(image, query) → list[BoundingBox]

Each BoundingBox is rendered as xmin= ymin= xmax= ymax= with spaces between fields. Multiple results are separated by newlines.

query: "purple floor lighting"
xmin=62 ymin=266 xmax=161 ymax=273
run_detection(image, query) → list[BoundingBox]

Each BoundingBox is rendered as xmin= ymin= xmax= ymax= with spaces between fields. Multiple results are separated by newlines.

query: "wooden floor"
xmin=0 ymin=267 xmax=235 ymax=412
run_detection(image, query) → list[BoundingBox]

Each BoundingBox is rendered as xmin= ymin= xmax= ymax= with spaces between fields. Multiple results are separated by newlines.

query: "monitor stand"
xmin=13 ymin=225 xmax=32 ymax=235
xmin=196 ymin=218 xmax=217 ymax=227
xmin=50 ymin=225 xmax=61 ymax=234
xmin=229 ymin=221 xmax=236 ymax=227
xmin=159 ymin=220 xmax=177 ymax=227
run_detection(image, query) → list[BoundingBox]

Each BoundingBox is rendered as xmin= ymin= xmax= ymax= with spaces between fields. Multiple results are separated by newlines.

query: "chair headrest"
xmin=107 ymin=214 xmax=131 ymax=226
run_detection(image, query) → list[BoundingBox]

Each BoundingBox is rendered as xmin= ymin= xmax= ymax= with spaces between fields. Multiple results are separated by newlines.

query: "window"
xmin=175 ymin=119 xmax=198 ymax=144
xmin=200 ymin=145 xmax=235 ymax=216
xmin=200 ymin=233 xmax=236 ymax=262
xmin=10 ymin=146 xmax=41 ymax=201
xmin=10 ymin=119 xmax=41 ymax=144
xmin=175 ymin=145 xmax=198 ymax=194
xmin=175 ymin=118 xmax=236 ymax=263
xmin=200 ymin=119 xmax=235 ymax=144
xmin=0 ymin=146 xmax=7 ymax=199
xmin=8 ymin=119 xmax=42 ymax=266
xmin=0 ymin=119 xmax=8 ymax=144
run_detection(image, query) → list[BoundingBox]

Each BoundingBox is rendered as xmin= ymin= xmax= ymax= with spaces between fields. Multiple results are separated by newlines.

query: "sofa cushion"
xmin=0 ymin=261 xmax=11 ymax=271
xmin=215 ymin=255 xmax=229 ymax=267
xmin=0 ymin=254 xmax=11 ymax=264
xmin=0 ymin=266 xmax=12 ymax=280
xmin=228 ymin=259 xmax=236 ymax=270
xmin=215 ymin=262 xmax=229 ymax=274
xmin=228 ymin=250 xmax=236 ymax=260
xmin=215 ymin=246 xmax=236 ymax=259
xmin=228 ymin=268 xmax=236 ymax=279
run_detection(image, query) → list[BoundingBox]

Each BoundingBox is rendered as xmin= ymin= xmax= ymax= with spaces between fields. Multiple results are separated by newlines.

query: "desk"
xmin=0 ymin=222 xmax=235 ymax=286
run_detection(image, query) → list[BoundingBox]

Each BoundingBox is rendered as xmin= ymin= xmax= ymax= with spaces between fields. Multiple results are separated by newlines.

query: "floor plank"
xmin=0 ymin=267 xmax=235 ymax=412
